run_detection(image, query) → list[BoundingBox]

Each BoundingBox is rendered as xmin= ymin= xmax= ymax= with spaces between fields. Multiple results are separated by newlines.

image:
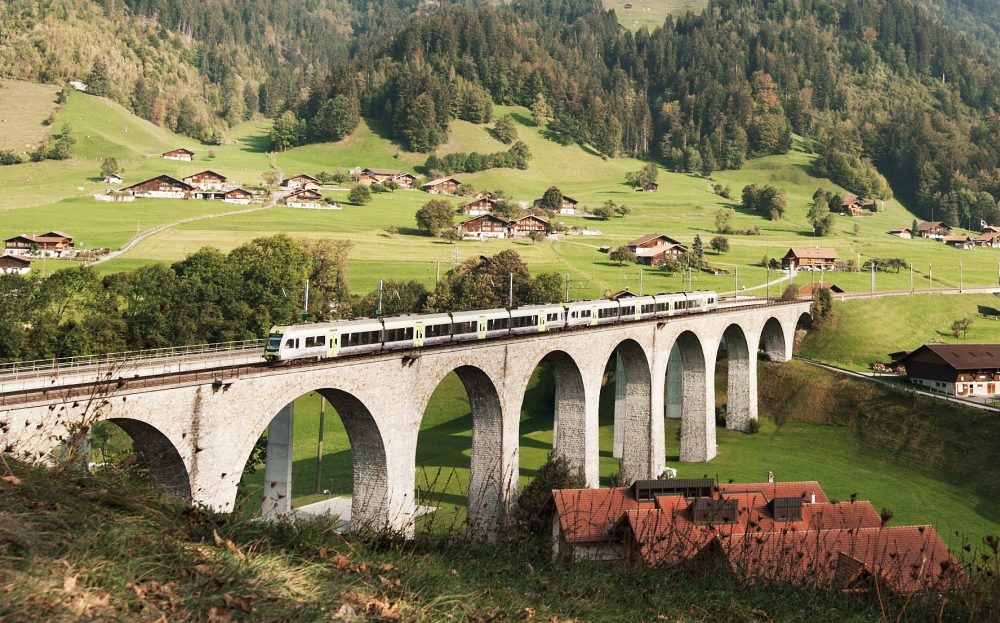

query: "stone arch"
xmin=415 ymin=365 xmax=505 ymax=537
xmin=673 ymin=331 xmax=715 ymax=463
xmin=607 ymin=339 xmax=653 ymax=480
xmin=246 ymin=388 xmax=389 ymax=533
xmin=760 ymin=317 xmax=790 ymax=362
xmin=108 ymin=418 xmax=191 ymax=500
xmin=517 ymin=350 xmax=587 ymax=474
xmin=720 ymin=324 xmax=756 ymax=432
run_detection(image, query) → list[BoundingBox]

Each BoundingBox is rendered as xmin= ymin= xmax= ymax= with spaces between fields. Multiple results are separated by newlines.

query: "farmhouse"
xmin=841 ymin=193 xmax=877 ymax=216
xmin=887 ymin=226 xmax=912 ymax=239
xmin=457 ymin=214 xmax=509 ymax=239
xmin=461 ymin=197 xmax=498 ymax=215
xmin=533 ymin=195 xmax=579 ymax=215
xmin=625 ymin=233 xmax=688 ymax=266
xmin=222 ymin=188 xmax=253 ymax=205
xmin=916 ymin=221 xmax=952 ymax=240
xmin=4 ymin=232 xmax=75 ymax=257
xmin=421 ymin=177 xmax=461 ymax=195
xmin=975 ymin=231 xmax=1000 ymax=247
xmin=102 ymin=173 xmax=123 ymax=184
xmin=124 ymin=175 xmax=194 ymax=199
xmin=356 ymin=168 xmax=415 ymax=188
xmin=983 ymin=225 xmax=1000 ymax=234
xmin=284 ymin=189 xmax=325 ymax=208
xmin=551 ymin=479 xmax=962 ymax=594
xmin=162 ymin=148 xmax=195 ymax=162
xmin=508 ymin=214 xmax=549 ymax=237
xmin=943 ymin=235 xmax=973 ymax=249
xmin=0 ymin=255 xmax=31 ymax=275
xmin=782 ymin=247 xmax=838 ymax=271
xmin=898 ymin=343 xmax=1000 ymax=398
xmin=183 ymin=170 xmax=228 ymax=191
xmin=282 ymin=173 xmax=321 ymax=191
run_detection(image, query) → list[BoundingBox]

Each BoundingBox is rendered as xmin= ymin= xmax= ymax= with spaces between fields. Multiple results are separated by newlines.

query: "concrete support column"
xmin=648 ymin=360 xmax=666 ymax=479
xmin=665 ymin=345 xmax=683 ymax=420
xmin=261 ymin=402 xmax=294 ymax=519
xmin=726 ymin=352 xmax=757 ymax=432
xmin=679 ymin=341 xmax=717 ymax=463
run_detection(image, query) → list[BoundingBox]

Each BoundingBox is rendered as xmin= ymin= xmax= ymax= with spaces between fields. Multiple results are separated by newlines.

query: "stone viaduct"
xmin=0 ymin=302 xmax=811 ymax=537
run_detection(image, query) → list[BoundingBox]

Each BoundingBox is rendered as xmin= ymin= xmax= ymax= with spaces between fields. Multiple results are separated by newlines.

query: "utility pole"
xmin=929 ymin=264 xmax=933 ymax=290
xmin=315 ymin=396 xmax=325 ymax=494
xmin=639 ymin=269 xmax=643 ymax=296
xmin=376 ymin=279 xmax=384 ymax=317
xmin=302 ymin=278 xmax=310 ymax=321
xmin=909 ymin=264 xmax=913 ymax=293
xmin=508 ymin=272 xmax=513 ymax=309
xmin=564 ymin=273 xmax=570 ymax=302
xmin=766 ymin=263 xmax=770 ymax=301
xmin=870 ymin=262 xmax=874 ymax=295
xmin=734 ymin=266 xmax=738 ymax=299
xmin=960 ymin=261 xmax=963 ymax=292
xmin=435 ymin=261 xmax=440 ymax=285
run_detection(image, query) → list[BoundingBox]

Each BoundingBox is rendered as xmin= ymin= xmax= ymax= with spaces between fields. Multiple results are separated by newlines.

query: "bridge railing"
xmin=0 ymin=339 xmax=266 ymax=379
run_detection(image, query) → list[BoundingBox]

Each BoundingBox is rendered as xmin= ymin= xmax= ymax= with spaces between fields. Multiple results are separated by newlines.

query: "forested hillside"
xmin=914 ymin=0 xmax=1000 ymax=52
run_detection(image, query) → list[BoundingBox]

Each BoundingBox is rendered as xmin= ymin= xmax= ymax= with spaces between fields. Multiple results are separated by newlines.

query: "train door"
xmin=414 ymin=322 xmax=425 ymax=348
xmin=538 ymin=313 xmax=547 ymax=332
xmin=329 ymin=330 xmax=340 ymax=357
xmin=477 ymin=316 xmax=488 ymax=339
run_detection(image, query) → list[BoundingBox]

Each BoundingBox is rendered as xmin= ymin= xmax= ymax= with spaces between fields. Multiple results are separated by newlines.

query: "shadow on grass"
xmin=240 ymin=132 xmax=271 ymax=154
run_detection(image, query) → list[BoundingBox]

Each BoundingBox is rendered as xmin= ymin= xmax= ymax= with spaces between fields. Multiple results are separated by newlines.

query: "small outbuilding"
xmin=887 ymin=226 xmax=912 ymax=239
xmin=0 ymin=255 xmax=31 ymax=275
xmin=782 ymin=247 xmax=838 ymax=271
xmin=162 ymin=148 xmax=195 ymax=162
xmin=421 ymin=177 xmax=461 ymax=195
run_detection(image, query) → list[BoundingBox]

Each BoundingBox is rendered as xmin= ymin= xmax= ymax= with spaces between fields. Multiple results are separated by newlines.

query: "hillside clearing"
xmin=0 ymin=80 xmax=61 ymax=152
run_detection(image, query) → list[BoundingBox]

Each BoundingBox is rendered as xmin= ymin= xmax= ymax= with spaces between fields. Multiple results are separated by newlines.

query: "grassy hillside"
xmin=603 ymin=0 xmax=708 ymax=31
xmin=801 ymin=294 xmax=1000 ymax=370
xmin=10 ymin=456 xmax=974 ymax=623
xmin=0 ymin=80 xmax=61 ymax=152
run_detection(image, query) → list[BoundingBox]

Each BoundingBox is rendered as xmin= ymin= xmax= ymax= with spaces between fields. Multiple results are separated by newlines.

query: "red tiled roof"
xmin=786 ymin=247 xmax=838 ymax=260
xmin=902 ymin=343 xmax=1000 ymax=370
xmin=717 ymin=481 xmax=829 ymax=503
xmin=628 ymin=233 xmax=681 ymax=247
xmin=552 ymin=487 xmax=651 ymax=543
xmin=798 ymin=283 xmax=845 ymax=296
xmin=917 ymin=221 xmax=950 ymax=231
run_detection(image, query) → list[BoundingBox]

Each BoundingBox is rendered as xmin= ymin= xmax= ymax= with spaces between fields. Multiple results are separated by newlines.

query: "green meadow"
xmin=3 ymin=88 xmax=999 ymax=299
xmin=602 ymin=0 xmax=708 ymax=31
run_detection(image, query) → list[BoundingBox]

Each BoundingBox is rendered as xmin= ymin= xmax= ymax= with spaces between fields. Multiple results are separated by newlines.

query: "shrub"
xmin=515 ymin=452 xmax=585 ymax=534
xmin=348 ymin=185 xmax=372 ymax=205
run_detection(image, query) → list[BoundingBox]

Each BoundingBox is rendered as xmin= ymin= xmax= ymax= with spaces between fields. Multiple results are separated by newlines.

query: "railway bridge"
xmin=0 ymin=300 xmax=811 ymax=537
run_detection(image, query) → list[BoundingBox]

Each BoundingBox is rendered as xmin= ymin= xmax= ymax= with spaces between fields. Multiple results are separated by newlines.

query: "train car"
xmin=328 ymin=319 xmax=384 ymax=357
xmin=264 ymin=321 xmax=337 ymax=362
xmin=617 ymin=295 xmax=658 ymax=322
xmin=509 ymin=304 xmax=564 ymax=335
xmin=685 ymin=290 xmax=717 ymax=313
xmin=652 ymin=292 xmax=687 ymax=317
xmin=450 ymin=308 xmax=511 ymax=343
xmin=565 ymin=299 xmax=621 ymax=327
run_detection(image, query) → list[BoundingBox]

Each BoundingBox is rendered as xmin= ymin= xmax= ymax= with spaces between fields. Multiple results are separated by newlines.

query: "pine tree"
xmin=531 ymin=92 xmax=549 ymax=126
xmin=693 ymin=234 xmax=704 ymax=258
xmin=85 ymin=59 xmax=110 ymax=97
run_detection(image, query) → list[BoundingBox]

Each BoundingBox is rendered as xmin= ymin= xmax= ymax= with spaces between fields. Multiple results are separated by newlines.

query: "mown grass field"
xmin=0 ymin=79 xmax=61 ymax=152
xmin=801 ymin=293 xmax=1000 ymax=370
xmin=602 ymin=0 xmax=708 ymax=31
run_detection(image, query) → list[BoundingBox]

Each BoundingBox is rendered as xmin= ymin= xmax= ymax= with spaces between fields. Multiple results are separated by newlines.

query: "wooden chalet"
xmin=898 ymin=343 xmax=1000 ymax=397
xmin=102 ymin=173 xmax=123 ymax=184
xmin=983 ymin=225 xmax=1000 ymax=234
xmin=282 ymin=173 xmax=321 ymax=191
xmin=461 ymin=197 xmax=497 ymax=215
xmin=421 ymin=177 xmax=461 ymax=195
xmin=4 ymin=232 xmax=75 ymax=257
xmin=887 ymin=226 xmax=912 ymax=239
xmin=782 ymin=247 xmax=838 ymax=271
xmin=457 ymin=214 xmax=509 ymax=239
xmin=975 ymin=231 xmax=1000 ymax=247
xmin=916 ymin=221 xmax=952 ymax=240
xmin=183 ymin=170 xmax=228 ymax=191
xmin=222 ymin=188 xmax=253 ymax=205
xmin=943 ymin=235 xmax=973 ymax=249
xmin=509 ymin=214 xmax=549 ymax=237
xmin=162 ymin=148 xmax=195 ymax=162
xmin=533 ymin=195 xmax=579 ymax=215
xmin=284 ymin=189 xmax=325 ymax=208
xmin=842 ymin=193 xmax=877 ymax=216
xmin=0 ymin=255 xmax=31 ymax=275
xmin=124 ymin=175 xmax=194 ymax=199
xmin=356 ymin=168 xmax=415 ymax=188
xmin=626 ymin=233 xmax=688 ymax=266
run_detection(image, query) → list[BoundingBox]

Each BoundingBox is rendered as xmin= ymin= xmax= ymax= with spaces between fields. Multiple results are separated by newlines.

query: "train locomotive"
xmin=263 ymin=290 xmax=718 ymax=363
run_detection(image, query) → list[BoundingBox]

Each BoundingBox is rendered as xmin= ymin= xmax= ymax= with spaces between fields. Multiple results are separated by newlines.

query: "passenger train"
xmin=263 ymin=290 xmax=718 ymax=363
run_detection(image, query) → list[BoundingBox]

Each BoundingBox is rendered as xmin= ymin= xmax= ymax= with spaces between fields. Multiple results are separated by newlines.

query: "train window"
xmin=599 ymin=307 xmax=616 ymax=319
xmin=621 ymin=306 xmax=634 ymax=316
xmin=547 ymin=313 xmax=561 ymax=322
xmin=453 ymin=321 xmax=475 ymax=334
xmin=305 ymin=336 xmax=325 ymax=348
xmin=284 ymin=339 xmax=295 ymax=349
xmin=487 ymin=318 xmax=509 ymax=331
xmin=385 ymin=327 xmax=414 ymax=342
xmin=426 ymin=323 xmax=449 ymax=338
xmin=642 ymin=304 xmax=654 ymax=314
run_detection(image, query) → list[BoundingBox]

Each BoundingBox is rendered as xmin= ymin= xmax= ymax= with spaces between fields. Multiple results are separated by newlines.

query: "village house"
xmin=282 ymin=173 xmax=321 ymax=191
xmin=355 ymin=168 xmax=416 ymax=188
xmin=782 ymin=247 xmax=838 ymax=271
xmin=841 ymin=193 xmax=877 ymax=216
xmin=887 ymin=226 xmax=912 ymax=239
xmin=421 ymin=177 xmax=461 ymax=195
xmin=0 ymin=255 xmax=31 ymax=275
xmin=4 ymin=232 xmax=75 ymax=258
xmin=183 ymin=170 xmax=228 ymax=192
xmin=898 ymin=343 xmax=1000 ymax=398
xmin=284 ymin=189 xmax=325 ymax=209
xmin=222 ymin=188 xmax=254 ymax=205
xmin=508 ymin=214 xmax=549 ymax=237
xmin=124 ymin=175 xmax=194 ymax=199
xmin=461 ymin=196 xmax=498 ymax=216
xmin=457 ymin=214 xmax=509 ymax=239
xmin=943 ymin=235 xmax=973 ymax=249
xmin=102 ymin=173 xmax=123 ymax=185
xmin=916 ymin=221 xmax=952 ymax=240
xmin=626 ymin=233 xmax=688 ymax=266
xmin=162 ymin=148 xmax=195 ymax=162
xmin=975 ymin=230 xmax=1000 ymax=247
xmin=982 ymin=225 xmax=1000 ymax=234
xmin=533 ymin=195 xmax=579 ymax=215
xmin=550 ymin=479 xmax=962 ymax=594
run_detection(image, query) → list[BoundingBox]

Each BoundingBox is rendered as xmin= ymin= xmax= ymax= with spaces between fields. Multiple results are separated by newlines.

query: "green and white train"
xmin=263 ymin=291 xmax=717 ymax=363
